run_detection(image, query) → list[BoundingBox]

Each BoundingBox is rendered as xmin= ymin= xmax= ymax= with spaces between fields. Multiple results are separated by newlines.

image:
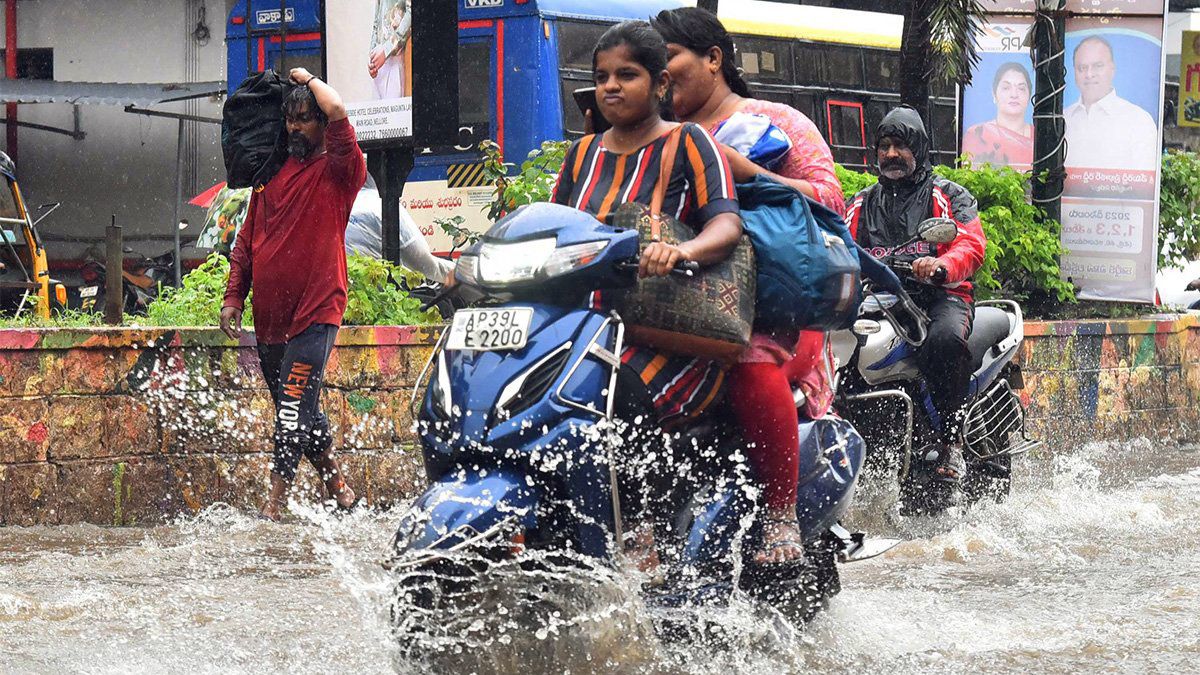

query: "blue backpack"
xmin=736 ymin=175 xmax=862 ymax=331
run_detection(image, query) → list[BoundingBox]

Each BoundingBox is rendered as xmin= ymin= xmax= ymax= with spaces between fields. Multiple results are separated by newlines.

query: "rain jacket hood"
xmin=877 ymin=106 xmax=932 ymax=189
xmin=867 ymin=106 xmax=935 ymax=245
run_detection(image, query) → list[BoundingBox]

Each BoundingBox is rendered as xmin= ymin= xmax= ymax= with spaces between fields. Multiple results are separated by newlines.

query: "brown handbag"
xmin=610 ymin=126 xmax=756 ymax=363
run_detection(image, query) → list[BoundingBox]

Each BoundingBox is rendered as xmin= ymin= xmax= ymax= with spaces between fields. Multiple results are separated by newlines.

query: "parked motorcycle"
xmin=832 ymin=218 xmax=1040 ymax=515
xmin=78 ymin=248 xmax=176 ymax=315
xmin=387 ymin=203 xmax=896 ymax=637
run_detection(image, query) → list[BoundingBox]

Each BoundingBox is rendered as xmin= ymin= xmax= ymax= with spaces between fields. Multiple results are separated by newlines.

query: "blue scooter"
xmin=388 ymin=203 xmax=895 ymax=629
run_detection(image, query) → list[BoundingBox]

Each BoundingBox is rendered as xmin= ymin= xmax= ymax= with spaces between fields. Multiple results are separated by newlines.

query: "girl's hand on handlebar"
xmin=640 ymin=241 xmax=689 ymax=278
xmin=912 ymin=256 xmax=946 ymax=283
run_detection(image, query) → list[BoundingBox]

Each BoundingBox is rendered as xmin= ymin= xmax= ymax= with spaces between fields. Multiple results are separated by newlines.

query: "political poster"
xmin=961 ymin=18 xmax=1036 ymax=170
xmin=980 ymin=0 xmax=1165 ymax=14
xmin=1179 ymin=30 xmax=1200 ymax=127
xmin=1058 ymin=15 xmax=1165 ymax=301
xmin=325 ymin=0 xmax=414 ymax=142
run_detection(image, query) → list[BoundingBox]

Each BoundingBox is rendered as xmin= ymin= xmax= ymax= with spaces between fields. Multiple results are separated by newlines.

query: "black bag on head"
xmin=222 ymin=71 xmax=293 ymax=189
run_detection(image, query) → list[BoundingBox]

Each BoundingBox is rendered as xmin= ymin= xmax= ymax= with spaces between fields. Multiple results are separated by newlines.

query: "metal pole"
xmin=173 ymin=118 xmax=185 ymax=287
xmin=246 ymin=0 xmax=254 ymax=74
xmin=1031 ymin=1 xmax=1067 ymax=224
xmin=104 ymin=218 xmax=123 ymax=325
xmin=6 ymin=0 xmax=19 ymax=164
xmin=279 ymin=0 xmax=287 ymax=73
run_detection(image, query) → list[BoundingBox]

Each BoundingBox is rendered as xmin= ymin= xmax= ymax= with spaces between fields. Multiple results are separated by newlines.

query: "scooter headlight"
xmin=473 ymin=238 xmax=610 ymax=287
xmin=478 ymin=238 xmax=557 ymax=285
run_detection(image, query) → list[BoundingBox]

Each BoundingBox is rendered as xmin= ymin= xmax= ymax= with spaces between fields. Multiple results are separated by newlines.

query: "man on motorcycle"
xmin=844 ymin=106 xmax=987 ymax=485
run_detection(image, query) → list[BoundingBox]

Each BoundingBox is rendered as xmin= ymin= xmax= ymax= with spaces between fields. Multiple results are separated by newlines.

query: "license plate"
xmin=446 ymin=308 xmax=533 ymax=351
xmin=78 ymin=286 xmax=98 ymax=298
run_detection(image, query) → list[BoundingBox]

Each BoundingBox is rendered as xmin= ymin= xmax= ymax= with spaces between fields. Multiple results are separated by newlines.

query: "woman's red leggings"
xmin=728 ymin=362 xmax=798 ymax=510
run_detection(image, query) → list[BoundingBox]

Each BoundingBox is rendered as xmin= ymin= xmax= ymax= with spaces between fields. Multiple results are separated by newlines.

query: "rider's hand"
xmin=220 ymin=306 xmax=243 ymax=341
xmin=1188 ymin=278 xmax=1200 ymax=292
xmin=912 ymin=256 xmax=945 ymax=283
xmin=639 ymin=241 xmax=689 ymax=279
xmin=289 ymin=67 xmax=315 ymax=86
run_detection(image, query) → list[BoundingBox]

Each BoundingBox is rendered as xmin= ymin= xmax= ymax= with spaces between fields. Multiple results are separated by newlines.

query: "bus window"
xmin=560 ymin=75 xmax=594 ymax=137
xmin=793 ymin=44 xmax=823 ymax=86
xmin=459 ymin=40 xmax=493 ymax=150
xmin=930 ymin=101 xmax=959 ymax=164
xmin=734 ymin=36 xmax=791 ymax=85
xmin=826 ymin=100 xmax=868 ymax=169
xmin=823 ymin=47 xmax=863 ymax=89
xmin=863 ymin=50 xmax=899 ymax=91
xmin=750 ymin=88 xmax=791 ymax=106
xmin=271 ymin=52 xmax=322 ymax=76
xmin=792 ymin=93 xmax=817 ymax=122
xmin=557 ymin=21 xmax=609 ymax=71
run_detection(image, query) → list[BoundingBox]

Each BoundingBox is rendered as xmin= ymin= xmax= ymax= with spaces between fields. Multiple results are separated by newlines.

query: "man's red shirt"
xmin=224 ymin=118 xmax=367 ymax=344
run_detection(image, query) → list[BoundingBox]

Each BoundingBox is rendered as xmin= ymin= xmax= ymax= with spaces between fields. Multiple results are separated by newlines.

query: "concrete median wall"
xmin=1 ymin=314 xmax=1197 ymax=526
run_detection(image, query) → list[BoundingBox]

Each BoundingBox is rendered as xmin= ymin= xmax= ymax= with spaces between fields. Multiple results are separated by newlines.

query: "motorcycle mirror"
xmin=852 ymin=319 xmax=882 ymax=336
xmin=918 ymin=217 xmax=958 ymax=244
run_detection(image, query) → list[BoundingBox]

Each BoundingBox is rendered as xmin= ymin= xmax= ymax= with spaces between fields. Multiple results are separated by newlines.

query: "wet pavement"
xmin=2 ymin=440 xmax=1198 ymax=674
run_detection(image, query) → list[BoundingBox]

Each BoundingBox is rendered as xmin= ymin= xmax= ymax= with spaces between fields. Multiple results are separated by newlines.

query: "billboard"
xmin=325 ymin=0 xmax=414 ymax=142
xmin=1058 ymin=16 xmax=1165 ymax=302
xmin=962 ymin=18 xmax=1036 ymax=170
xmin=981 ymin=0 xmax=1165 ymax=14
xmin=1180 ymin=30 xmax=1200 ymax=127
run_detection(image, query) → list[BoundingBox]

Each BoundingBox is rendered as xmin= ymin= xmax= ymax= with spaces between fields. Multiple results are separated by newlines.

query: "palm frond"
xmin=925 ymin=0 xmax=987 ymax=87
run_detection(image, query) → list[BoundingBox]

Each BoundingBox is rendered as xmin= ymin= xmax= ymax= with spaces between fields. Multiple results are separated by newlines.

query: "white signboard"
xmin=325 ymin=0 xmax=414 ymax=142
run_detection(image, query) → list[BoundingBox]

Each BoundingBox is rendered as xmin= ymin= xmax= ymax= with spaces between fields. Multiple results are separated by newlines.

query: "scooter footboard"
xmin=391 ymin=468 xmax=539 ymax=557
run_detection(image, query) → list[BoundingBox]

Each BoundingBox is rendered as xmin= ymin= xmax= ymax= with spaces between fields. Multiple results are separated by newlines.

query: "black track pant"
xmin=915 ymin=293 xmax=974 ymax=443
xmin=257 ymin=323 xmax=338 ymax=482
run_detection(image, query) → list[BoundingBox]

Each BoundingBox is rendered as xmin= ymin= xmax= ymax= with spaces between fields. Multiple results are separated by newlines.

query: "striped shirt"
xmin=551 ymin=122 xmax=738 ymax=230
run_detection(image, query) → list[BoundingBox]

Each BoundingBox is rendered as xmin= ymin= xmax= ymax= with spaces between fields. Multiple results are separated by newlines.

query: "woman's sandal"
xmin=755 ymin=518 xmax=807 ymax=565
xmin=933 ymin=445 xmax=967 ymax=484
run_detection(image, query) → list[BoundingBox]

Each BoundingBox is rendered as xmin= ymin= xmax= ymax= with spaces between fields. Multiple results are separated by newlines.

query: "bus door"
xmin=405 ymin=21 xmax=499 ymax=254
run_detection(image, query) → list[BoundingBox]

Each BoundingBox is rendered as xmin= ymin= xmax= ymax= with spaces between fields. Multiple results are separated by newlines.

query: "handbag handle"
xmin=648 ymin=125 xmax=685 ymax=242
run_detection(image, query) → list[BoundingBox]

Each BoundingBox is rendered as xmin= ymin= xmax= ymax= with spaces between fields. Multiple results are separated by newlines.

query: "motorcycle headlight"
xmin=478 ymin=238 xmax=557 ymax=285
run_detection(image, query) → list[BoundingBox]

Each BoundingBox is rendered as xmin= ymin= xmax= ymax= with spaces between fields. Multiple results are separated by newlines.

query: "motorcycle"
xmin=387 ymin=202 xmax=897 ymax=636
xmin=78 ymin=247 xmax=176 ymax=315
xmin=832 ymin=218 xmax=1040 ymax=515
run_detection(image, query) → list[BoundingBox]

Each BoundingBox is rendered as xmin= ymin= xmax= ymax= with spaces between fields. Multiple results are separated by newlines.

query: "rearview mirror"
xmin=918 ymin=217 xmax=958 ymax=244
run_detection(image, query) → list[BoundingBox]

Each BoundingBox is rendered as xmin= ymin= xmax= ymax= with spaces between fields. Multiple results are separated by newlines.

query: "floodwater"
xmin=2 ymin=440 xmax=1199 ymax=674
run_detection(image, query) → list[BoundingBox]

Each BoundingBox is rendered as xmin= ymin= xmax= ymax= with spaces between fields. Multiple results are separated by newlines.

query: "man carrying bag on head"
xmin=221 ymin=68 xmax=368 ymax=521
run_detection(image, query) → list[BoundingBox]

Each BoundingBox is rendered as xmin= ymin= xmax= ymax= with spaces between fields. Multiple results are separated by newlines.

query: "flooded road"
xmin=3 ymin=440 xmax=1199 ymax=674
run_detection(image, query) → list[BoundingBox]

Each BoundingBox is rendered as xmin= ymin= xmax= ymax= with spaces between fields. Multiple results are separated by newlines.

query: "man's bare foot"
xmin=755 ymin=510 xmax=806 ymax=564
xmin=312 ymin=452 xmax=358 ymax=510
xmin=259 ymin=502 xmax=282 ymax=521
xmin=260 ymin=472 xmax=290 ymax=521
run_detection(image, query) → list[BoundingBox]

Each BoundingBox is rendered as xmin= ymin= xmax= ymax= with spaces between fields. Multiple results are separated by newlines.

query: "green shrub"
xmin=343 ymin=255 xmax=440 ymax=326
xmin=836 ymin=161 xmax=1075 ymax=306
xmin=140 ymin=252 xmax=439 ymax=328
xmin=1158 ymin=150 xmax=1200 ymax=270
xmin=144 ymin=253 xmax=249 ymax=327
xmin=480 ymin=139 xmax=571 ymax=222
